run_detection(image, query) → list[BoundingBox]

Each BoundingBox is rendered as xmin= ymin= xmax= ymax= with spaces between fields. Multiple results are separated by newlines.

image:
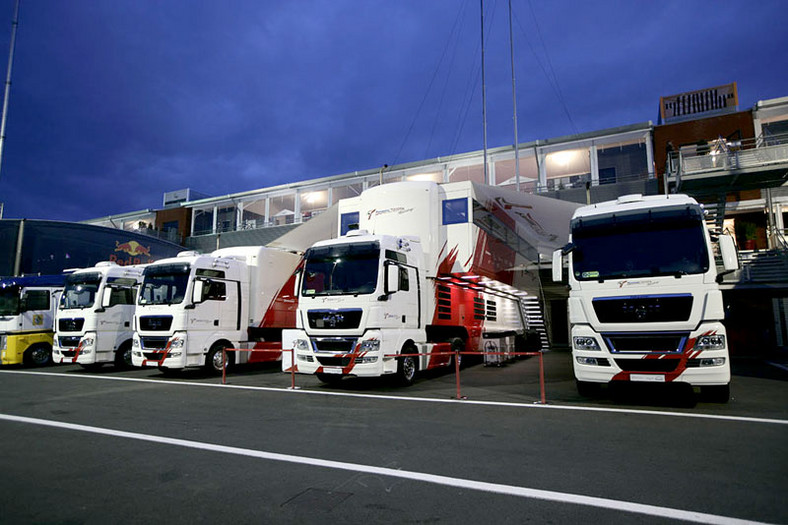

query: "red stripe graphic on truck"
xmin=611 ymin=330 xmax=715 ymax=382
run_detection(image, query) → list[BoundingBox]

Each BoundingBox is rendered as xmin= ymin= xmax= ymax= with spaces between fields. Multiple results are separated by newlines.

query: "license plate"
xmin=322 ymin=367 xmax=343 ymax=375
xmin=631 ymin=374 xmax=666 ymax=383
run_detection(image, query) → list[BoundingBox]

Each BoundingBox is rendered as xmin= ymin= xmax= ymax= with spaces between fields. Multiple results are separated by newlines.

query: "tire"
xmin=395 ymin=346 xmax=418 ymax=386
xmin=205 ymin=343 xmax=232 ymax=375
xmin=23 ymin=343 xmax=52 ymax=367
xmin=316 ymin=372 xmax=343 ymax=384
xmin=701 ymin=384 xmax=730 ymax=403
xmin=576 ymin=380 xmax=601 ymax=398
xmin=114 ymin=342 xmax=133 ymax=369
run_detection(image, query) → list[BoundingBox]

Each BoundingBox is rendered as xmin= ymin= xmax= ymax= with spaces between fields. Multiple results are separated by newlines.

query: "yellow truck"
xmin=0 ymin=274 xmax=65 ymax=366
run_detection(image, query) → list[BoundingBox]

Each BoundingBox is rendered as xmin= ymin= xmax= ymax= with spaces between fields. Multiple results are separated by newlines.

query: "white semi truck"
xmin=551 ymin=194 xmax=739 ymax=402
xmin=132 ymin=246 xmax=301 ymax=373
xmin=0 ymin=274 xmax=65 ymax=367
xmin=283 ymin=180 xmax=574 ymax=385
xmin=52 ymin=262 xmax=144 ymax=369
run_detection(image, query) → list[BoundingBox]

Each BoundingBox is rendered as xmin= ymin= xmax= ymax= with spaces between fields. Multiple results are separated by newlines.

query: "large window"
xmin=597 ymin=142 xmax=649 ymax=184
xmin=545 ymin=148 xmax=590 ymax=190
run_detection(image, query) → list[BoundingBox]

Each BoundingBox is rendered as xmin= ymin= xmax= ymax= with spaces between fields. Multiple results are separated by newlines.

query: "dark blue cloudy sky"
xmin=0 ymin=1 xmax=786 ymax=221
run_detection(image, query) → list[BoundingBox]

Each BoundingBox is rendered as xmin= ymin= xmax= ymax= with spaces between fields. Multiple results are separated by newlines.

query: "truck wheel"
xmin=395 ymin=345 xmax=418 ymax=386
xmin=23 ymin=343 xmax=52 ymax=367
xmin=114 ymin=342 xmax=133 ymax=369
xmin=205 ymin=344 xmax=232 ymax=375
xmin=316 ymin=373 xmax=343 ymax=384
xmin=700 ymin=384 xmax=730 ymax=403
xmin=576 ymin=380 xmax=601 ymax=398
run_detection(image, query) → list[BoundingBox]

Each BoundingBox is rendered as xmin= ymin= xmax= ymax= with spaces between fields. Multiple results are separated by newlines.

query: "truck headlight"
xmin=80 ymin=335 xmax=96 ymax=351
xmin=359 ymin=339 xmax=380 ymax=352
xmin=132 ymin=338 xmax=140 ymax=348
xmin=573 ymin=336 xmax=600 ymax=351
xmin=293 ymin=339 xmax=310 ymax=351
xmin=695 ymin=334 xmax=725 ymax=350
xmin=355 ymin=355 xmax=378 ymax=364
xmin=169 ymin=335 xmax=186 ymax=349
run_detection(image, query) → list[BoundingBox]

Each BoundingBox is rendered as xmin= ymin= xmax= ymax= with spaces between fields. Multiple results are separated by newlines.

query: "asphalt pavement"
xmin=0 ymin=350 xmax=786 ymax=524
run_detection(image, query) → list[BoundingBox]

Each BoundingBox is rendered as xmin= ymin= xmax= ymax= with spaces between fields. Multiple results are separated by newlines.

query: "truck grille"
xmin=603 ymin=333 xmax=688 ymax=353
xmin=307 ymin=309 xmax=362 ymax=329
xmin=58 ymin=318 xmax=84 ymax=332
xmin=614 ymin=358 xmax=681 ymax=373
xmin=593 ymin=295 xmax=693 ymax=323
xmin=143 ymin=351 xmax=167 ymax=360
xmin=58 ymin=336 xmax=81 ymax=348
xmin=139 ymin=316 xmax=173 ymax=331
xmin=316 ymin=356 xmax=352 ymax=367
xmin=312 ymin=338 xmax=357 ymax=353
xmin=140 ymin=336 xmax=169 ymax=350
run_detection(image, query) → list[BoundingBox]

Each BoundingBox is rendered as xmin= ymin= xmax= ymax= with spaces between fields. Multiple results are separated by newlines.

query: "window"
xmin=340 ymin=212 xmax=360 ymax=235
xmin=203 ymin=280 xmax=227 ymax=301
xmin=24 ymin=290 xmax=50 ymax=311
xmin=399 ymin=267 xmax=409 ymax=291
xmin=443 ymin=198 xmax=468 ymax=225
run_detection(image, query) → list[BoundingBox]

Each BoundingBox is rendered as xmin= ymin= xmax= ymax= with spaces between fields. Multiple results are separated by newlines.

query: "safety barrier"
xmin=217 ymin=346 xmax=548 ymax=403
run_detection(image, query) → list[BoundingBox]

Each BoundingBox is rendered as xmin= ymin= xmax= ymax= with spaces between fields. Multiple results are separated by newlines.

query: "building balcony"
xmin=666 ymin=134 xmax=788 ymax=193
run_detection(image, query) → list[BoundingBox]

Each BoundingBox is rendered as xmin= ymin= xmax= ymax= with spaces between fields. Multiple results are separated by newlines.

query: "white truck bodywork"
xmin=283 ymin=180 xmax=574 ymax=384
xmin=552 ymin=194 xmax=739 ymax=401
xmin=53 ymin=262 xmax=144 ymax=367
xmin=132 ymin=246 xmax=301 ymax=372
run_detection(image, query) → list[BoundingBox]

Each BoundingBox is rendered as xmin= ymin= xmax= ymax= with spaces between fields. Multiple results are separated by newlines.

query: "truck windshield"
xmin=0 ymin=285 xmax=20 ymax=316
xmin=571 ymin=207 xmax=709 ymax=281
xmin=61 ymin=272 xmax=102 ymax=309
xmin=302 ymin=241 xmax=380 ymax=296
xmin=139 ymin=263 xmax=190 ymax=305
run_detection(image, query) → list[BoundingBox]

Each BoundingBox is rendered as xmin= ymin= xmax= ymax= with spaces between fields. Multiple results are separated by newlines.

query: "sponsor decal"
xmin=618 ymin=280 xmax=660 ymax=288
xmin=366 ymin=207 xmax=415 ymax=221
xmin=110 ymin=240 xmax=153 ymax=266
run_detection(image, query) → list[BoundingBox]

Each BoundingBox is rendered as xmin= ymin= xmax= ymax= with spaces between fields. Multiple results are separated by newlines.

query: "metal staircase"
xmin=521 ymin=295 xmax=549 ymax=351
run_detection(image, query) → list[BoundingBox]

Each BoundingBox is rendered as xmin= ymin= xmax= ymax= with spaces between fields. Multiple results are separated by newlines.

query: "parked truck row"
xmin=0 ymin=182 xmax=740 ymax=402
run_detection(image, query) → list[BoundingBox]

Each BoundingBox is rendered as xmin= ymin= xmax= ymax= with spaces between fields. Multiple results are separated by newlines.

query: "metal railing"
xmin=667 ymin=133 xmax=788 ymax=185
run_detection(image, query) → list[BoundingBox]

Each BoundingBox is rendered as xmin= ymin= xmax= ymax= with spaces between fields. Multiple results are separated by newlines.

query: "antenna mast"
xmin=0 ymin=0 xmax=21 ymax=186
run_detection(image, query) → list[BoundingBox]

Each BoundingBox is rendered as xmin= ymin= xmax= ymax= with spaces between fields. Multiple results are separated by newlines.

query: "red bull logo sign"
xmin=110 ymin=240 xmax=153 ymax=265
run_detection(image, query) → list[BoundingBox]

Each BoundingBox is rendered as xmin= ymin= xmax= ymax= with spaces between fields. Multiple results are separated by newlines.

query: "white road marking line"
xmin=766 ymin=361 xmax=788 ymax=373
xmin=0 ymin=412 xmax=773 ymax=525
xmin=2 ymin=369 xmax=787 ymax=426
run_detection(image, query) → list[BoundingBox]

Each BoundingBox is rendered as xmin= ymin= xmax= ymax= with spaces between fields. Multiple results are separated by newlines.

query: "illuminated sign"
xmin=660 ymin=82 xmax=738 ymax=123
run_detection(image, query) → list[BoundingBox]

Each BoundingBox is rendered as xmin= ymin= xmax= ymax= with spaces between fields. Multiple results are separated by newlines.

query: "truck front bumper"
xmin=571 ymin=323 xmax=730 ymax=386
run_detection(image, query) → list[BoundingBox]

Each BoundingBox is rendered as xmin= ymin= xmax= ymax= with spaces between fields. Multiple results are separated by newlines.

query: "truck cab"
xmin=552 ymin=194 xmax=739 ymax=401
xmin=287 ymin=230 xmax=427 ymax=383
xmin=53 ymin=262 xmax=143 ymax=368
xmin=0 ymin=275 xmax=65 ymax=366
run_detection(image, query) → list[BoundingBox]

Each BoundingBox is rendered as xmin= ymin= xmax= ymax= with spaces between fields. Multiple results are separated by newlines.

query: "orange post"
xmin=538 ymin=351 xmax=546 ymax=404
xmin=289 ymin=347 xmax=296 ymax=390
xmin=222 ymin=347 xmax=227 ymax=385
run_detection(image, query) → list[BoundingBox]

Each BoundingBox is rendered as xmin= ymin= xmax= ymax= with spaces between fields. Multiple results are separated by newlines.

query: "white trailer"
xmin=132 ymin=246 xmax=301 ymax=373
xmin=551 ymin=194 xmax=739 ymax=401
xmin=283 ymin=180 xmax=576 ymax=385
xmin=53 ymin=262 xmax=144 ymax=368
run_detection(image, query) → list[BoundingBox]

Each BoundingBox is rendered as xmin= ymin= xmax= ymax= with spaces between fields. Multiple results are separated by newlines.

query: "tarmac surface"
xmin=0 ymin=349 xmax=786 ymax=524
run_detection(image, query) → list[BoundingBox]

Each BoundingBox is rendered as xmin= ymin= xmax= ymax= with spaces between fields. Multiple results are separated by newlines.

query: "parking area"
xmin=0 ymin=350 xmax=786 ymax=524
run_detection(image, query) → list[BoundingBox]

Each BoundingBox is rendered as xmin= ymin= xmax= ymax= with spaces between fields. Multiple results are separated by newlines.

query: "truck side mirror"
xmin=192 ymin=280 xmax=205 ymax=305
xmin=552 ymin=249 xmax=564 ymax=282
xmin=385 ymin=264 xmax=400 ymax=294
xmin=719 ymin=235 xmax=739 ymax=271
xmin=101 ymin=288 xmax=113 ymax=308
